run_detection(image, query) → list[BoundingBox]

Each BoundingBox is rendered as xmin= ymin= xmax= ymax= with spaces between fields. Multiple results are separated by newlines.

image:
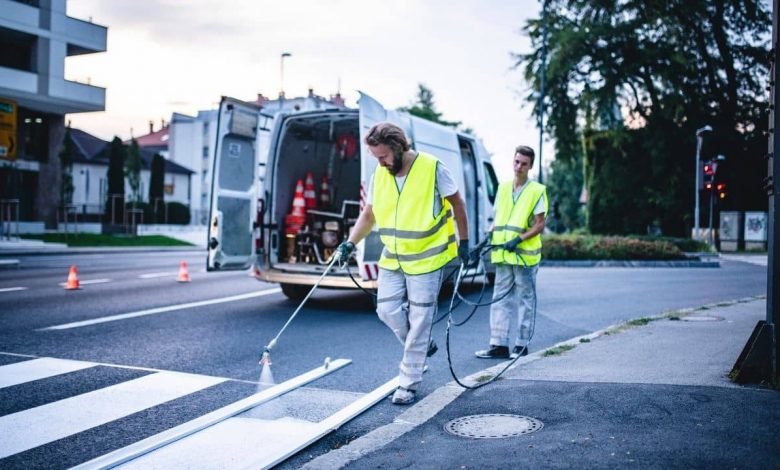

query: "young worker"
xmin=336 ymin=122 xmax=470 ymax=405
xmin=475 ymin=145 xmax=547 ymax=359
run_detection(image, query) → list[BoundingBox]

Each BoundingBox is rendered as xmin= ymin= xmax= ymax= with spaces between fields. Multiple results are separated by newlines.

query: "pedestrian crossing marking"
xmin=0 ymin=357 xmax=95 ymax=388
xmin=0 ymin=371 xmax=226 ymax=459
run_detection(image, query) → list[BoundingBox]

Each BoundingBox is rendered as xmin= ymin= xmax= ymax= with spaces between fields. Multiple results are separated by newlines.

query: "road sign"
xmin=0 ymin=98 xmax=17 ymax=160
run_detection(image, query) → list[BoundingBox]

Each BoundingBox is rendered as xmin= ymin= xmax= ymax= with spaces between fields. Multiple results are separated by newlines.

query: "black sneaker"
xmin=474 ymin=345 xmax=509 ymax=359
xmin=427 ymin=339 xmax=438 ymax=357
xmin=510 ymin=345 xmax=528 ymax=359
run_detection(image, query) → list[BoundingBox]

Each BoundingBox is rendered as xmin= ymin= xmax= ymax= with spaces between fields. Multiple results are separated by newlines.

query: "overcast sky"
xmin=65 ymin=0 xmax=551 ymax=180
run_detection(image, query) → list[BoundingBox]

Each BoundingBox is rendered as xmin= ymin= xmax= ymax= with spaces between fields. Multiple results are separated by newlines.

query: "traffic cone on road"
xmin=177 ymin=261 xmax=191 ymax=283
xmin=319 ymin=176 xmax=331 ymax=208
xmin=64 ymin=265 xmax=80 ymax=290
xmin=304 ymin=172 xmax=317 ymax=209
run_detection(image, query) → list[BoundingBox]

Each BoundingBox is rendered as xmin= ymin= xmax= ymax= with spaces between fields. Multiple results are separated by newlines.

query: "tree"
xmin=148 ymin=153 xmax=166 ymax=222
xmin=125 ymin=138 xmax=143 ymax=204
xmin=58 ymin=128 xmax=76 ymax=206
xmin=516 ymin=0 xmax=770 ymax=235
xmin=399 ymin=84 xmax=474 ymax=132
xmin=105 ymin=136 xmax=125 ymax=224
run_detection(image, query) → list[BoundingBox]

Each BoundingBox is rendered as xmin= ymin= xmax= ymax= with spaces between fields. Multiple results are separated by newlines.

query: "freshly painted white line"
xmin=58 ymin=278 xmax=111 ymax=287
xmin=138 ymin=272 xmax=178 ymax=279
xmin=73 ymin=359 xmax=352 ymax=470
xmin=38 ymin=288 xmax=283 ymax=331
xmin=0 ymin=287 xmax=26 ymax=293
xmin=0 ymin=371 xmax=226 ymax=459
xmin=0 ymin=357 xmax=96 ymax=388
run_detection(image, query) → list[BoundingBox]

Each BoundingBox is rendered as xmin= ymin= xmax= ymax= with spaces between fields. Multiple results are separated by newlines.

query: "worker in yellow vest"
xmin=475 ymin=145 xmax=548 ymax=360
xmin=336 ymin=122 xmax=470 ymax=405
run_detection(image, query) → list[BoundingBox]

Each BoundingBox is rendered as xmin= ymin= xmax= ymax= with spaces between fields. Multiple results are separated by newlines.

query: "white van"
xmin=206 ymin=92 xmax=499 ymax=300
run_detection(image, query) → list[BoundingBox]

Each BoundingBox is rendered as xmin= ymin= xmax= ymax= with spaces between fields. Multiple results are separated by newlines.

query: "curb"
xmin=302 ymin=294 xmax=766 ymax=469
xmin=0 ymin=246 xmax=203 ymax=256
xmin=541 ymin=259 xmax=719 ymax=268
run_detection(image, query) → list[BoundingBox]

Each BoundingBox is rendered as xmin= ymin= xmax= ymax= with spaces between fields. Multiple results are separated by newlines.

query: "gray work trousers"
xmin=376 ymin=267 xmax=443 ymax=390
xmin=489 ymin=264 xmax=538 ymax=347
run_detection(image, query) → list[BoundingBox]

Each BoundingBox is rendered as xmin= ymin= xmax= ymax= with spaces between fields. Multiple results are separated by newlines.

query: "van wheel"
xmin=486 ymin=272 xmax=496 ymax=286
xmin=280 ymin=283 xmax=309 ymax=301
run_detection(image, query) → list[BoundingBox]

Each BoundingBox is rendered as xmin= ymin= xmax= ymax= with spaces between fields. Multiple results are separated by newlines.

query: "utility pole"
xmin=280 ymin=52 xmax=291 ymax=109
xmin=694 ymin=125 xmax=712 ymax=241
xmin=731 ymin=0 xmax=778 ymax=384
xmin=537 ymin=0 xmax=548 ymax=183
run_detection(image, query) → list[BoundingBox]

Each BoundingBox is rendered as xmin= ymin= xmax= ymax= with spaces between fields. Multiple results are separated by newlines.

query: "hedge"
xmin=542 ymin=234 xmax=687 ymax=260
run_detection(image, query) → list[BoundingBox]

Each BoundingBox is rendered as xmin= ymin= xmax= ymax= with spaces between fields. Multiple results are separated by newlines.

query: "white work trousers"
xmin=489 ymin=264 xmax=538 ymax=347
xmin=376 ymin=267 xmax=443 ymax=390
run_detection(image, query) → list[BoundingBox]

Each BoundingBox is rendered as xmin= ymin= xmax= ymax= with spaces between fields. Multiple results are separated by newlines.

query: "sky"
xmin=64 ymin=0 xmax=552 ymax=180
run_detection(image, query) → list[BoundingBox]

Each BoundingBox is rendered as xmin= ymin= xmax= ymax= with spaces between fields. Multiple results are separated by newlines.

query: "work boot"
xmin=474 ymin=345 xmax=510 ymax=359
xmin=391 ymin=387 xmax=416 ymax=405
xmin=510 ymin=345 xmax=528 ymax=359
xmin=427 ymin=339 xmax=438 ymax=357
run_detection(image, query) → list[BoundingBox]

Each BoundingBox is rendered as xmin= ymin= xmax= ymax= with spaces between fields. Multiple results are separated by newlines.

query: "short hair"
xmin=515 ymin=145 xmax=535 ymax=166
xmin=365 ymin=122 xmax=411 ymax=154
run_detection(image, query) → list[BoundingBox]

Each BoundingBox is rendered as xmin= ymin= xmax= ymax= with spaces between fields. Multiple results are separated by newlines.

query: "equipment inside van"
xmin=207 ymin=92 xmax=498 ymax=300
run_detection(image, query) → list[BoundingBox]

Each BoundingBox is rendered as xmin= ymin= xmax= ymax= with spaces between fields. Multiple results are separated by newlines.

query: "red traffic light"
xmin=703 ymin=163 xmax=714 ymax=175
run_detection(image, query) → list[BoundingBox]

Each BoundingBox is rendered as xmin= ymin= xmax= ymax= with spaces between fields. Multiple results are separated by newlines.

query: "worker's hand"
xmin=458 ymin=240 xmax=474 ymax=267
xmin=502 ymin=237 xmax=522 ymax=252
xmin=335 ymin=241 xmax=355 ymax=267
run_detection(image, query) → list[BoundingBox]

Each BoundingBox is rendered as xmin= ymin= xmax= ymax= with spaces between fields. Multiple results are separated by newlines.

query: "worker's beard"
xmin=387 ymin=151 xmax=404 ymax=176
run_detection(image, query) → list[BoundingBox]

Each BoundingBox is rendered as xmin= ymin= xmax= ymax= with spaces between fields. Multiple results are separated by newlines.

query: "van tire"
xmin=280 ymin=283 xmax=309 ymax=301
xmin=486 ymin=272 xmax=496 ymax=286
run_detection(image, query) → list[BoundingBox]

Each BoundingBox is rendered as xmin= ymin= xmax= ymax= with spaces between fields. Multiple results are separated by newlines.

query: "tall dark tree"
xmin=516 ymin=0 xmax=770 ymax=235
xmin=105 ymin=136 xmax=125 ymax=224
xmin=125 ymin=138 xmax=142 ymax=204
xmin=148 ymin=153 xmax=166 ymax=222
xmin=58 ymin=128 xmax=76 ymax=206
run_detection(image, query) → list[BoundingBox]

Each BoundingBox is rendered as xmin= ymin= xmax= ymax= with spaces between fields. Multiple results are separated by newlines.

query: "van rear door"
xmin=207 ymin=97 xmax=266 ymax=271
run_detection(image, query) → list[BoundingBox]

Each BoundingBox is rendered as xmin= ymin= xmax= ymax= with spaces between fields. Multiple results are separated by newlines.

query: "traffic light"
xmin=716 ymin=182 xmax=727 ymax=200
xmin=702 ymin=160 xmax=715 ymax=191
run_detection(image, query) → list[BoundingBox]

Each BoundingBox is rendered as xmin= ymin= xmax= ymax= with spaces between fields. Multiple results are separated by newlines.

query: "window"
xmin=482 ymin=162 xmax=498 ymax=204
xmin=18 ymin=107 xmax=50 ymax=162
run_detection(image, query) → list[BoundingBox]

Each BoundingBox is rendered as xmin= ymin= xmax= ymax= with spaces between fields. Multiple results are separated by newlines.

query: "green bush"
xmin=543 ymin=234 xmax=686 ymax=260
xmin=631 ymin=235 xmax=713 ymax=253
xmin=165 ymin=202 xmax=191 ymax=225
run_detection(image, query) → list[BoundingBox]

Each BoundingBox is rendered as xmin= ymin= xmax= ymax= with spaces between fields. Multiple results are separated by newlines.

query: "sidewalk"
xmin=0 ymin=238 xmax=201 ymax=256
xmin=306 ymin=297 xmax=779 ymax=469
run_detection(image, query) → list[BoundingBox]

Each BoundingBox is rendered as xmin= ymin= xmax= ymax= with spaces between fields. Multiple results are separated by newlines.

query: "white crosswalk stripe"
xmin=0 ymin=355 xmax=390 ymax=468
xmin=0 ymin=357 xmax=95 ymax=388
xmin=0 ymin=369 xmax=225 ymax=459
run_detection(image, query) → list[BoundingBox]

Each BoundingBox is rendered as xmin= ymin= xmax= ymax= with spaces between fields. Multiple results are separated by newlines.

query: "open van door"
xmin=207 ymin=97 xmax=263 ymax=271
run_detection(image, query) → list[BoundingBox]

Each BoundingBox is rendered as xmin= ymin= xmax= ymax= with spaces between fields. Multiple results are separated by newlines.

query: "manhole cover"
xmin=680 ymin=315 xmax=723 ymax=322
xmin=444 ymin=414 xmax=543 ymax=439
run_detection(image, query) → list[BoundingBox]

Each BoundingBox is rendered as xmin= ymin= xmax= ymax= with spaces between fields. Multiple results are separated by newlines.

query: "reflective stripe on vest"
xmin=490 ymin=180 xmax=548 ymax=266
xmin=372 ymin=152 xmax=457 ymax=274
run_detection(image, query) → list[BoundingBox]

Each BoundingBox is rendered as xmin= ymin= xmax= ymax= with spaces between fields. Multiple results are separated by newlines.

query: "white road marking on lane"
xmin=0 ymin=371 xmax=226 ymax=459
xmin=0 ymin=357 xmax=96 ymax=388
xmin=138 ymin=272 xmax=178 ymax=279
xmin=38 ymin=288 xmax=283 ymax=331
xmin=0 ymin=287 xmax=26 ymax=293
xmin=58 ymin=278 xmax=111 ymax=287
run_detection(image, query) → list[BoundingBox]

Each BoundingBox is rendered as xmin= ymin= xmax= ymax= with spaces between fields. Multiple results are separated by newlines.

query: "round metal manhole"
xmin=444 ymin=414 xmax=543 ymax=439
xmin=680 ymin=315 xmax=723 ymax=322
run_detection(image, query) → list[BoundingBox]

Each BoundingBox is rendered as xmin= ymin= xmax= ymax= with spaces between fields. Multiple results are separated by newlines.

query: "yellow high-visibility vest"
xmin=490 ymin=180 xmax=548 ymax=266
xmin=372 ymin=152 xmax=457 ymax=274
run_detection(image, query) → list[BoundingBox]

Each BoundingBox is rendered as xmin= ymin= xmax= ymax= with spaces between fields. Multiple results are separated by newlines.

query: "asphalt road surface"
xmin=0 ymin=250 xmax=767 ymax=468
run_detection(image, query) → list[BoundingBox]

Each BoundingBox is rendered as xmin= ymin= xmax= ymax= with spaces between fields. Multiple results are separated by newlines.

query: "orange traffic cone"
xmin=177 ymin=261 xmax=191 ymax=283
xmin=64 ymin=265 xmax=80 ymax=290
xmin=319 ymin=176 xmax=331 ymax=208
xmin=285 ymin=179 xmax=307 ymax=235
xmin=304 ymin=172 xmax=317 ymax=209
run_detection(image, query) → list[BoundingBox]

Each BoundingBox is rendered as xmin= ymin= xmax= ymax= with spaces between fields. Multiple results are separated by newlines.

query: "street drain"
xmin=680 ymin=315 xmax=723 ymax=322
xmin=444 ymin=414 xmax=543 ymax=439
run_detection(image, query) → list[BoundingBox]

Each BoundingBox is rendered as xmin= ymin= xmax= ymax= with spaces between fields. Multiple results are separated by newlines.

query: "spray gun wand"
xmin=259 ymin=253 xmax=342 ymax=372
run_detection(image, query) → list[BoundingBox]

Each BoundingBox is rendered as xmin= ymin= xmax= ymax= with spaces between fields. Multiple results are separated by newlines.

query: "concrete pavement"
xmin=305 ymin=296 xmax=779 ymax=469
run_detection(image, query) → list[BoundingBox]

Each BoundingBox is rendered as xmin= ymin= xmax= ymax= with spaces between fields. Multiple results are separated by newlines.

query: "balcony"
xmin=60 ymin=16 xmax=107 ymax=55
xmin=0 ymin=66 xmax=105 ymax=114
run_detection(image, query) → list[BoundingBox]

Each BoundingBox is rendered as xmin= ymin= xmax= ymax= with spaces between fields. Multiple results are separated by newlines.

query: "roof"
xmin=66 ymin=128 xmax=193 ymax=175
xmin=128 ymin=126 xmax=169 ymax=148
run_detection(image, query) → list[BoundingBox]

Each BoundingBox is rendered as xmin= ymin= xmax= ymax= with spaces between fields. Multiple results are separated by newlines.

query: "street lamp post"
xmin=694 ymin=125 xmax=712 ymax=240
xmin=538 ymin=0 xmax=548 ymax=183
xmin=280 ymin=52 xmax=292 ymax=109
xmin=707 ymin=154 xmax=726 ymax=246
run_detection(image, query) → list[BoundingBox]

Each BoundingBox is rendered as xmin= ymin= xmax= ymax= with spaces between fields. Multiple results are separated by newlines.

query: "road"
xmin=0 ymin=250 xmax=767 ymax=468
